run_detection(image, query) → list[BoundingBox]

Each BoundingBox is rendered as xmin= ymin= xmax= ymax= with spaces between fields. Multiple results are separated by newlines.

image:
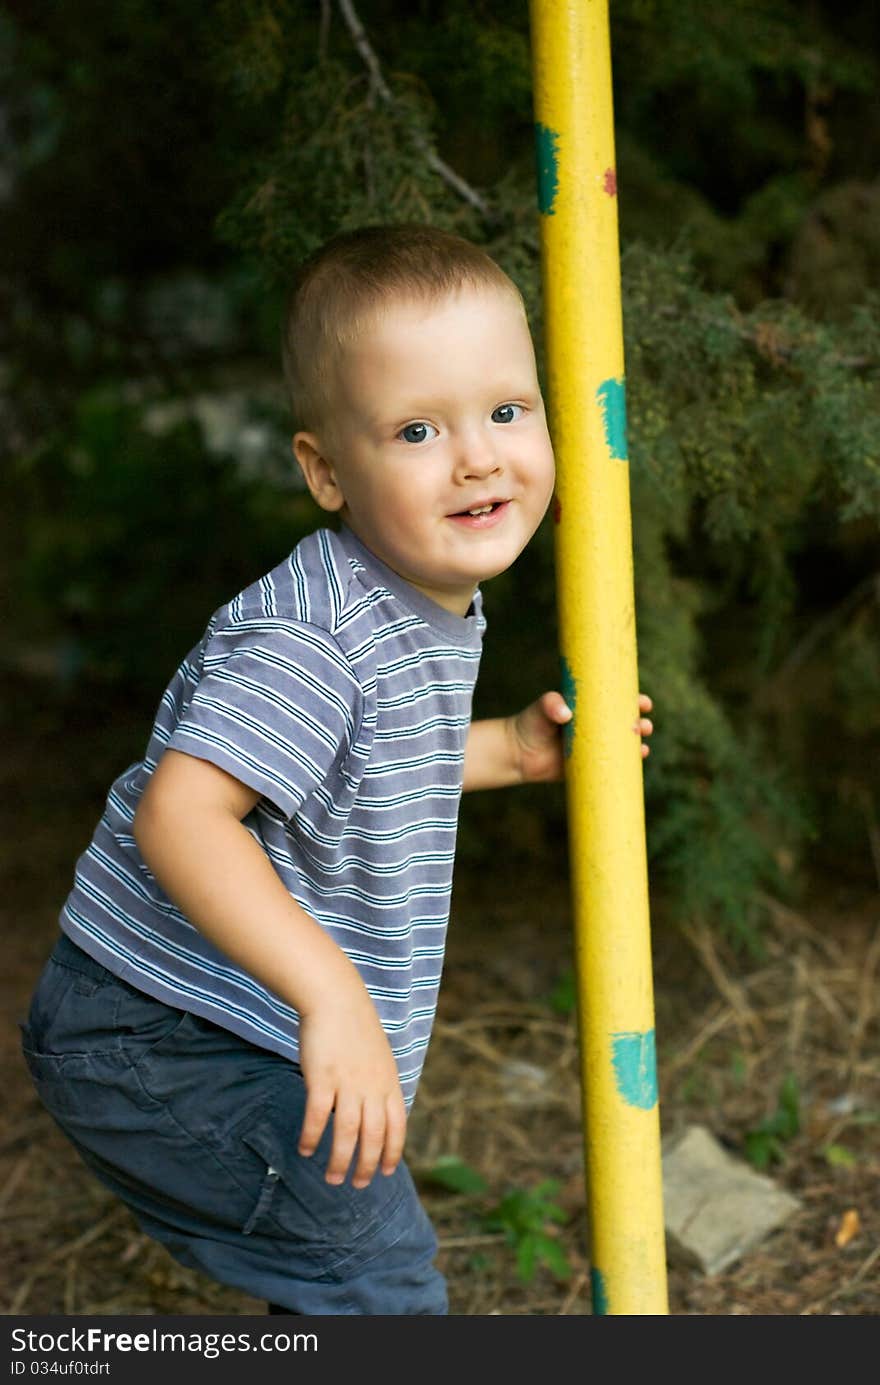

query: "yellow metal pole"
xmin=528 ymin=0 xmax=668 ymax=1314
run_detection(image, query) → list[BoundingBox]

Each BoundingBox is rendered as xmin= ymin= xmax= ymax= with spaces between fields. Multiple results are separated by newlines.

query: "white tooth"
xmin=468 ymin=505 xmax=493 ymax=515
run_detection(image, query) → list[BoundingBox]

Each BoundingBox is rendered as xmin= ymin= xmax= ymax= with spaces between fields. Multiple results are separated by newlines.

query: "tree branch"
xmin=336 ymin=0 xmax=496 ymax=223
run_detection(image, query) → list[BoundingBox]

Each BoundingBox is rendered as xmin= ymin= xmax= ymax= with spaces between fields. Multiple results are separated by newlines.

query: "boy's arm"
xmin=463 ymin=692 xmax=653 ymax=791
xmin=133 ymin=749 xmax=405 ymax=1189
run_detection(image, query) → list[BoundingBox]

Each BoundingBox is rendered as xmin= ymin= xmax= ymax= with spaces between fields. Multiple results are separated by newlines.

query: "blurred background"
xmin=2 ymin=0 xmax=879 ymax=945
xmin=3 ymin=0 xmax=880 ymax=1317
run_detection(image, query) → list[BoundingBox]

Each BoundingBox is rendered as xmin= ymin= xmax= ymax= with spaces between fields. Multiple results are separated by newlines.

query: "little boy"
xmin=22 ymin=224 xmax=652 ymax=1316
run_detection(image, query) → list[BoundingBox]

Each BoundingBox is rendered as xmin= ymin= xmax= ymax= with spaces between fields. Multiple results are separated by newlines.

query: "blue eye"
xmin=399 ymin=421 xmax=438 ymax=444
xmin=492 ymin=403 xmax=524 ymax=424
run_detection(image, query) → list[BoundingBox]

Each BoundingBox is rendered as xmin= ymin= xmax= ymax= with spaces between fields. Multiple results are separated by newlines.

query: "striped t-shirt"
xmin=60 ymin=524 xmax=485 ymax=1107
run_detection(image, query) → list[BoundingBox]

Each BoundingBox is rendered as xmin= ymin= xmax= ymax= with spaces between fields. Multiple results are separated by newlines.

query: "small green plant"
xmin=823 ymin=1143 xmax=858 ymax=1170
xmin=546 ymin=966 xmax=576 ymax=1016
xmin=743 ymin=1073 xmax=801 ymax=1169
xmin=482 ymin=1180 xmax=571 ymax=1283
xmin=422 ymin=1155 xmax=488 ymax=1196
xmin=420 ymin=1160 xmax=572 ymax=1283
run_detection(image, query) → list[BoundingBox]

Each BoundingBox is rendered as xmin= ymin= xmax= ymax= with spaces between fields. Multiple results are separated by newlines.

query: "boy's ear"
xmin=292 ymin=432 xmax=345 ymax=512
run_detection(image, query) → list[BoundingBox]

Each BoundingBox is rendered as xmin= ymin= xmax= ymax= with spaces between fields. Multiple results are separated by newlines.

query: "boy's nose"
xmin=454 ymin=432 xmax=501 ymax=480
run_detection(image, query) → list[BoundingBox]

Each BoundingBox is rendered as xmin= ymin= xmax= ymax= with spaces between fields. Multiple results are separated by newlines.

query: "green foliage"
xmin=610 ymin=0 xmax=879 ymax=297
xmin=823 ymin=1143 xmax=857 ymax=1169
xmin=3 ymin=387 xmax=313 ymax=691
xmin=422 ymin=1156 xmax=488 ymax=1197
xmin=744 ymin=1073 xmax=801 ymax=1168
xmin=420 ymin=1160 xmax=571 ymax=1282
xmin=546 ymin=968 xmax=577 ymax=1017
xmin=622 ymin=242 xmax=879 ymax=934
xmin=482 ymin=1181 xmax=571 ymax=1283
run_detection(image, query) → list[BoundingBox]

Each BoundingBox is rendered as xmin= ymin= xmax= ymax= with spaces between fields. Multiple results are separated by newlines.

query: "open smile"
xmin=447 ymin=500 xmax=510 ymax=528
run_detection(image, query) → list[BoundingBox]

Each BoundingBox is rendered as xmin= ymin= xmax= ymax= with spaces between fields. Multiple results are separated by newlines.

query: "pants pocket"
xmin=242 ymin=1164 xmax=281 ymax=1236
xmin=237 ymin=1108 xmax=413 ymax=1265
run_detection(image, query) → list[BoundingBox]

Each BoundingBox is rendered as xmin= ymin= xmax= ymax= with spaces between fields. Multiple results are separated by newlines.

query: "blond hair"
xmin=281 ymin=224 xmax=523 ymax=432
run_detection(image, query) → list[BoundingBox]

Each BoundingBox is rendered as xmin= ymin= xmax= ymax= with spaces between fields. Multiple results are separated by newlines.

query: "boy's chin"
xmin=479 ymin=541 xmax=536 ymax=581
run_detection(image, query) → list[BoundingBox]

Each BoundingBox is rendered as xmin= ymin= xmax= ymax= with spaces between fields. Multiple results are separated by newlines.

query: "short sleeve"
xmin=166 ymin=621 xmax=363 ymax=819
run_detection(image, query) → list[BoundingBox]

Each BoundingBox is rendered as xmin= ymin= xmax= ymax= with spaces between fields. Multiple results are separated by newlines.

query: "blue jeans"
xmin=21 ymin=932 xmax=447 ymax=1315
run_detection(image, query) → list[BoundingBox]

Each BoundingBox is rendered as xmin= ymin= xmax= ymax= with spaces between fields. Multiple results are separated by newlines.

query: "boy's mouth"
xmin=450 ymin=500 xmax=506 ymax=518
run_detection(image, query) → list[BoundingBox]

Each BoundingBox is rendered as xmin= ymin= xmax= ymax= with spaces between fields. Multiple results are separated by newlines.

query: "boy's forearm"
xmin=134 ymin=794 xmax=364 ymax=1017
xmin=462 ymin=716 xmax=521 ymax=792
xmin=134 ymin=753 xmax=407 ymax=1188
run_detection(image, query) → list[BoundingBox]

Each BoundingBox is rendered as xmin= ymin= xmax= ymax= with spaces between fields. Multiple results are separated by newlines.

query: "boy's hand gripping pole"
xmin=528 ymin=0 xmax=669 ymax=1314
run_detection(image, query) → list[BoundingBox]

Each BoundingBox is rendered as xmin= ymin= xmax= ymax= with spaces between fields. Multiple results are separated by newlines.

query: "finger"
xmin=638 ymin=693 xmax=653 ymax=713
xmin=641 ymin=742 xmax=650 ymax=759
xmin=381 ymin=1093 xmax=407 ymax=1176
xmin=298 ymin=1084 xmax=334 ymax=1159
xmin=639 ymin=717 xmax=653 ymax=736
xmin=350 ymin=1099 xmax=387 ymax=1189
xmin=325 ymin=1095 xmax=361 ymax=1185
xmin=542 ymin=690 xmax=573 ymax=723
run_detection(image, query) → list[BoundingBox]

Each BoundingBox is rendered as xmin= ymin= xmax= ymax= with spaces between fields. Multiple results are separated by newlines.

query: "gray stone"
xmin=662 ymin=1124 xmax=802 ymax=1276
xmin=498 ymin=1059 xmax=557 ymax=1108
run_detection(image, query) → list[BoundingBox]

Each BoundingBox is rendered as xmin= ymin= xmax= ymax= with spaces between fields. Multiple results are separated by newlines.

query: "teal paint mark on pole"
xmin=596 ymin=376 xmax=628 ymax=460
xmin=590 ymin=1267 xmax=609 ymax=1315
xmin=534 ymin=122 xmax=560 ymax=215
xmin=559 ymin=653 xmax=577 ymax=757
xmin=611 ymin=1029 xmax=658 ymax=1109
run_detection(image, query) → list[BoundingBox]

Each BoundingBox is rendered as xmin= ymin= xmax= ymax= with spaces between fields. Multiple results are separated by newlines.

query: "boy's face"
xmin=293 ymin=285 xmax=556 ymax=615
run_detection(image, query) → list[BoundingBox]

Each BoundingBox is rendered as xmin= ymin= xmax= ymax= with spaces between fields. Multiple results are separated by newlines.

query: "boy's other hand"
xmin=511 ymin=690 xmax=654 ymax=782
xmin=634 ymin=693 xmax=654 ymax=758
xmin=297 ymin=990 xmax=407 ymax=1190
xmin=509 ymin=691 xmax=572 ymax=783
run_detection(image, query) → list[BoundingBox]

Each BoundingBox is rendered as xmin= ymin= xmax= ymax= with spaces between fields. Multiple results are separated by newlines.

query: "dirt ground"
xmin=2 ymin=673 xmax=878 ymax=1317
